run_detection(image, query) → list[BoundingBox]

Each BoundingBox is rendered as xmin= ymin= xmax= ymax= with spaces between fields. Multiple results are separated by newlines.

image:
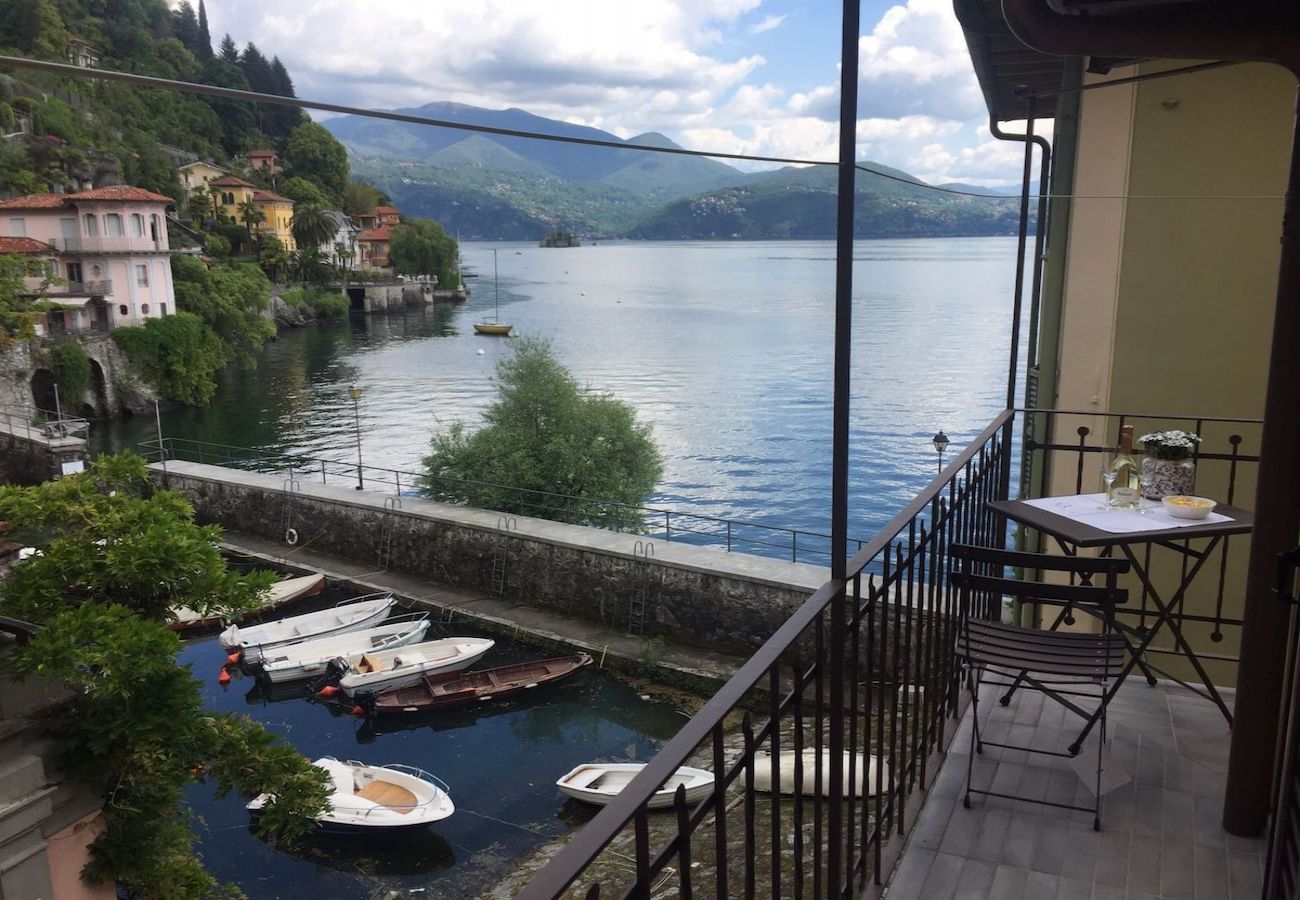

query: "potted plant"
xmin=1136 ymin=429 xmax=1202 ymax=499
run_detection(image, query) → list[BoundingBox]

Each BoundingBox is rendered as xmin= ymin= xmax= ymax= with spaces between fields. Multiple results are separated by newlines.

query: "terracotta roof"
xmin=358 ymin=226 xmax=393 ymax=242
xmin=66 ymin=185 xmax=173 ymax=203
xmin=0 ymin=193 xmax=69 ymax=210
xmin=373 ymin=206 xmax=399 ymax=215
xmin=252 ymin=189 xmax=292 ymax=203
xmin=209 ymin=175 xmax=254 ymax=188
xmin=246 ymin=149 xmax=278 ymax=158
xmin=0 ymin=236 xmax=56 ymax=254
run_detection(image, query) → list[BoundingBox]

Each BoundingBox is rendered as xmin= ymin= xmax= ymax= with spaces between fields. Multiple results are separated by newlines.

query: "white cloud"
xmin=750 ymin=14 xmax=786 ymax=35
xmin=207 ymin=0 xmax=1030 ymax=184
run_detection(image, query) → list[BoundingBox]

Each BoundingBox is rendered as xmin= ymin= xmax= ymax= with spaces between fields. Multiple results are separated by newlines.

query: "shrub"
xmin=112 ymin=313 xmax=226 ymax=405
xmin=47 ymin=340 xmax=90 ymax=404
xmin=204 ymin=233 xmax=230 ymax=258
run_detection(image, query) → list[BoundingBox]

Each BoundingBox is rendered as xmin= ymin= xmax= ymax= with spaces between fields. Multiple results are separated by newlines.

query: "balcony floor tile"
xmin=881 ymin=682 xmax=1264 ymax=900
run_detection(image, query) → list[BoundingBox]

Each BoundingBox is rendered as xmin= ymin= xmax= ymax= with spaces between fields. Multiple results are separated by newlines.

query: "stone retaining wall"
xmin=152 ymin=461 xmax=828 ymax=655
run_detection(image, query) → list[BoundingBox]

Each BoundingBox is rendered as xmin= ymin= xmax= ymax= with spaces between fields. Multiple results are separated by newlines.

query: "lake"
xmin=101 ymin=238 xmax=1023 ymax=557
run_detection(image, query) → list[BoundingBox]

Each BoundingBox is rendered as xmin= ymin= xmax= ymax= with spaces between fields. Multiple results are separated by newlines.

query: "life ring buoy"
xmin=285 ymin=527 xmax=299 ymax=545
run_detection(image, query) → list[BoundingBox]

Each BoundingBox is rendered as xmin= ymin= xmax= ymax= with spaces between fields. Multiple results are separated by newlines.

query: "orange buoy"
xmin=218 ymin=668 xmax=231 ymax=685
xmin=316 ymin=684 xmax=341 ymax=698
xmin=226 ymin=651 xmax=242 ymax=666
xmin=351 ymin=705 xmax=366 ymax=717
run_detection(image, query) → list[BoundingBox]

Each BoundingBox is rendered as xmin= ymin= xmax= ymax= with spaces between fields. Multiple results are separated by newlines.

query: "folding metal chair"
xmin=949 ymin=543 xmax=1129 ymax=830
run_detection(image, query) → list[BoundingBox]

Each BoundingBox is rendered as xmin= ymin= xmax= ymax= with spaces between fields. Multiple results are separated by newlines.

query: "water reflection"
xmin=253 ymin=826 xmax=457 ymax=878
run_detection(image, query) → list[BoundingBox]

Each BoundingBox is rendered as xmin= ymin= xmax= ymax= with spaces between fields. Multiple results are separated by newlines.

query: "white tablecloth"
xmin=1023 ymin=493 xmax=1231 ymax=535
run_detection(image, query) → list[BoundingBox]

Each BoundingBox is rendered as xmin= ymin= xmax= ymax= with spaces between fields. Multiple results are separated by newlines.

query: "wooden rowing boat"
xmin=365 ymin=653 xmax=592 ymax=715
xmin=556 ymin=762 xmax=714 ymax=809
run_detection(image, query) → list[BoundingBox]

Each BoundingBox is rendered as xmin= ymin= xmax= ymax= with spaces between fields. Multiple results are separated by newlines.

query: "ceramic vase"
xmin=1141 ymin=457 xmax=1196 ymax=500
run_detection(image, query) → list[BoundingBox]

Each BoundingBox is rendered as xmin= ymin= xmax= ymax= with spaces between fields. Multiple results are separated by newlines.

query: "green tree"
xmin=290 ymin=246 xmax=330 ymax=285
xmin=185 ymin=186 xmax=215 ymax=225
xmin=237 ymin=196 xmax=264 ymax=242
xmin=172 ymin=256 xmax=275 ymax=366
xmin=197 ymin=0 xmax=212 ymax=59
xmin=284 ymin=121 xmax=349 ymax=202
xmin=47 ymin=340 xmax=90 ymax=406
xmin=290 ymin=203 xmax=335 ymax=252
xmin=112 ymin=311 xmax=228 ymax=405
xmin=421 ymin=338 xmax=662 ymax=530
xmin=258 ymin=233 xmax=288 ymax=281
xmin=0 ymin=455 xmax=329 ymax=898
xmin=279 ymin=175 xmax=329 ymax=208
xmin=342 ymin=178 xmax=383 ymax=217
xmin=0 ymin=252 xmax=47 ymax=345
xmin=389 ymin=217 xmax=459 ymax=287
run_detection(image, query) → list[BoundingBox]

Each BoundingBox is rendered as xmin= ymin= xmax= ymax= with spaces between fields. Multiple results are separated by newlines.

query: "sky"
xmin=207 ymin=0 xmax=1045 ymax=187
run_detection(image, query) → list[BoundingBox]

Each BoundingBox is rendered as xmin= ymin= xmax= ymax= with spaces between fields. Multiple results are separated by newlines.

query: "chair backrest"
xmin=948 ymin=543 xmax=1129 ymax=618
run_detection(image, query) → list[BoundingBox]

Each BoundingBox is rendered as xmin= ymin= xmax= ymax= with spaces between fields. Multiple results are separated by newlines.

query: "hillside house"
xmin=356 ymin=224 xmax=392 ymax=269
xmin=322 ymin=210 xmax=357 ymax=269
xmin=176 ymin=161 xmax=228 ymax=193
xmin=243 ymin=149 xmax=280 ymax=173
xmin=0 ymin=186 xmax=179 ymax=331
xmin=252 ymin=190 xmax=295 ymax=251
xmin=65 ymin=37 xmax=99 ymax=68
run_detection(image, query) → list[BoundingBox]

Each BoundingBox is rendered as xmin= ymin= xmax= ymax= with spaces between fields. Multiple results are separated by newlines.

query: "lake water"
xmin=181 ymin=586 xmax=689 ymax=899
xmin=102 ymin=238 xmax=1023 ymax=556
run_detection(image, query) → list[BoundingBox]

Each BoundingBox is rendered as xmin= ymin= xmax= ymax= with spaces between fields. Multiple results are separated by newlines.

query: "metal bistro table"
xmin=989 ymin=494 xmax=1253 ymax=751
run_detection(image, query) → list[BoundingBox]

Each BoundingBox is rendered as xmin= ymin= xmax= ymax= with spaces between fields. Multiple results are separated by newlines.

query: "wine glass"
xmin=1099 ymin=454 xmax=1116 ymax=510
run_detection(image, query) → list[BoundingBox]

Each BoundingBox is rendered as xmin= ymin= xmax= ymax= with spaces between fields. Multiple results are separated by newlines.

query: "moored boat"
xmin=365 ymin=653 xmax=591 ymax=715
xmin=255 ymin=614 xmax=432 ymax=683
xmin=472 ymin=322 xmax=512 ymax=335
xmin=247 ymin=757 xmax=454 ymax=832
xmin=325 ymin=637 xmax=496 ymax=697
xmin=170 ymin=572 xmax=327 ymax=633
xmin=218 ymin=592 xmax=395 ymax=664
xmin=749 ymin=749 xmax=891 ymax=798
xmin=556 ymin=762 xmax=714 ymax=809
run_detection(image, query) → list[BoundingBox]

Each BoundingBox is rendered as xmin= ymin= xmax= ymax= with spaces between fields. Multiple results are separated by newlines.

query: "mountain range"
xmin=324 ymin=102 xmax=1026 ymax=241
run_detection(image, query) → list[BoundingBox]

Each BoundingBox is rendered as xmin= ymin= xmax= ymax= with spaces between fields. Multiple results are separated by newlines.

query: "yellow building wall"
xmin=255 ymin=200 xmax=295 ymax=252
xmin=214 ymin=185 xmax=254 ymax=224
xmin=1048 ymin=61 xmax=1294 ymax=684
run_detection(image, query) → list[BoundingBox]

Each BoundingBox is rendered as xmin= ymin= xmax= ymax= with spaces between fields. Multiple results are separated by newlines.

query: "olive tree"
xmin=421 ymin=338 xmax=663 ymax=530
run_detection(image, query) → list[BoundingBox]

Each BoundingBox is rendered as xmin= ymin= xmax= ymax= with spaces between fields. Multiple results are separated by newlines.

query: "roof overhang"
xmin=955 ymin=0 xmax=1070 ymax=122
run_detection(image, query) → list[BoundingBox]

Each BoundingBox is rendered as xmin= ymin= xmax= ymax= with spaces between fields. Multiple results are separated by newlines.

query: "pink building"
xmin=0 ymin=186 xmax=179 ymax=333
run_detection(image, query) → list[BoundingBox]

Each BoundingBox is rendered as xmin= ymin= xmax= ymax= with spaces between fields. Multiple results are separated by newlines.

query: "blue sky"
xmin=210 ymin=0 xmax=1039 ymax=185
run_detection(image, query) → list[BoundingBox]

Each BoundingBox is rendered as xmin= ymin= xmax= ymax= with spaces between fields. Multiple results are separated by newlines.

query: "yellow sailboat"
xmin=473 ymin=249 xmax=512 ymax=336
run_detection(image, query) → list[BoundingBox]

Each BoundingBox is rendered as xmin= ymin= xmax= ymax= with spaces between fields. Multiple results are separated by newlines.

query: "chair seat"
xmin=958 ymin=620 xmax=1126 ymax=680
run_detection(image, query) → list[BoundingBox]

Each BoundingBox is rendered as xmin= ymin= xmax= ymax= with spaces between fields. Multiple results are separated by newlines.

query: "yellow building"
xmin=176 ymin=161 xmax=228 ymax=193
xmin=208 ymin=176 xmax=295 ymax=251
xmin=252 ymin=189 xmax=295 ymax=252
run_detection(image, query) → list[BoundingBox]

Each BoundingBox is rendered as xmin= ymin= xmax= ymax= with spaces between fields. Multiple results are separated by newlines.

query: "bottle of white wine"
xmin=1108 ymin=425 xmax=1142 ymax=509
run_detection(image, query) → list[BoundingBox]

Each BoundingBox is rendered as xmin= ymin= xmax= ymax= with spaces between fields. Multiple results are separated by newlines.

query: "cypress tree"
xmin=173 ymin=3 xmax=199 ymax=53
xmin=238 ymin=42 xmax=273 ymax=93
xmin=197 ymin=0 xmax=212 ymax=59
xmin=218 ymin=33 xmax=238 ymax=65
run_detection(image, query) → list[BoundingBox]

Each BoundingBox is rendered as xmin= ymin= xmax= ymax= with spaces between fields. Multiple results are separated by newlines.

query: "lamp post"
xmin=932 ymin=429 xmax=950 ymax=473
xmin=349 ymin=385 xmax=364 ymax=490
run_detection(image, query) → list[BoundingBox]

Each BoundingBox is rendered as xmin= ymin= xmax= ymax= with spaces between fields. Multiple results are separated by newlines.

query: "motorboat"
xmin=555 ymin=762 xmax=714 ymax=809
xmin=170 ymin=572 xmax=327 ymax=632
xmin=218 ymin=593 xmax=395 ymax=664
xmin=365 ymin=653 xmax=591 ymax=715
xmin=247 ymin=757 xmax=454 ymax=832
xmin=327 ymin=637 xmax=495 ymax=697
xmin=749 ymin=749 xmax=892 ymax=798
xmin=255 ymin=615 xmax=431 ymax=683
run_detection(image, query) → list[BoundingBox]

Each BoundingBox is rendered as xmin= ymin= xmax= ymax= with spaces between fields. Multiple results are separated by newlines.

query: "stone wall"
xmin=0 ymin=334 xmax=159 ymax=419
xmin=153 ymin=461 xmax=828 ymax=655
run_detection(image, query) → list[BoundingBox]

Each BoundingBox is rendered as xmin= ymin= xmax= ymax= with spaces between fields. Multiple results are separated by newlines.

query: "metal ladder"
xmin=377 ymin=496 xmax=402 ymax=570
xmin=629 ymin=540 xmax=655 ymax=633
xmin=280 ymin=473 xmax=301 ymax=545
xmin=491 ymin=516 xmax=516 ymax=598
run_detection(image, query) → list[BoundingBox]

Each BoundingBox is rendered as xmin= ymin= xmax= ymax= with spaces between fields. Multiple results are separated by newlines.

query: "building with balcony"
xmin=0 ymin=186 xmax=177 ymax=330
xmin=207 ymin=176 xmax=295 ymax=250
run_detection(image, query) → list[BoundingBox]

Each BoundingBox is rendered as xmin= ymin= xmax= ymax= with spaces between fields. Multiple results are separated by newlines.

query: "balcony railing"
xmin=56 ymin=236 xmax=165 ymax=254
xmin=519 ymin=409 xmax=1014 ymax=899
xmin=46 ymin=279 xmax=112 ymax=296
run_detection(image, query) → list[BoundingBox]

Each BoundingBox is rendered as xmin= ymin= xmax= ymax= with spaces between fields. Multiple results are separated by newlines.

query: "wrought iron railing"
xmin=139 ymin=436 xmax=870 ymax=565
xmin=517 ymin=409 xmax=1013 ymax=899
xmin=0 ymin=403 xmax=89 ymax=443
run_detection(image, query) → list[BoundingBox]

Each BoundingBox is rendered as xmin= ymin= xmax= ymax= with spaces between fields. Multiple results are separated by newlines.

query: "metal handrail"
xmin=141 ymin=435 xmax=871 ymax=565
xmin=518 ymin=408 xmax=1014 ymax=899
xmin=0 ymin=403 xmax=89 ymax=442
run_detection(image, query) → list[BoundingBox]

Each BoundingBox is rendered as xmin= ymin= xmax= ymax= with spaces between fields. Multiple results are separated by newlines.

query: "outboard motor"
xmin=309 ymin=657 xmax=350 ymax=699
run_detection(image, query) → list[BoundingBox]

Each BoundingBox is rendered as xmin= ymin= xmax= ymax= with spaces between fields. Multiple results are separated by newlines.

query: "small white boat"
xmin=749 ymin=750 xmax=892 ymax=798
xmin=219 ymin=593 xmax=395 ymax=663
xmin=247 ymin=757 xmax=454 ymax=832
xmin=256 ymin=615 xmax=432 ymax=683
xmin=333 ymin=637 xmax=495 ymax=697
xmin=556 ymin=763 xmax=715 ymax=809
xmin=170 ymin=572 xmax=327 ymax=632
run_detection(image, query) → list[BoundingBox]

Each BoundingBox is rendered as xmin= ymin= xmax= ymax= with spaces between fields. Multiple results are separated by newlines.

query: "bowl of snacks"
xmin=1162 ymin=495 xmax=1217 ymax=520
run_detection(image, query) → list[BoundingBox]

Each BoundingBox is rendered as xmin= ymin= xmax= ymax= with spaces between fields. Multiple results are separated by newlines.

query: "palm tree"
xmin=290 ymin=204 xmax=336 ymax=255
xmin=291 ymin=246 xmax=330 ymax=285
xmin=237 ymin=197 xmax=265 ymax=244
